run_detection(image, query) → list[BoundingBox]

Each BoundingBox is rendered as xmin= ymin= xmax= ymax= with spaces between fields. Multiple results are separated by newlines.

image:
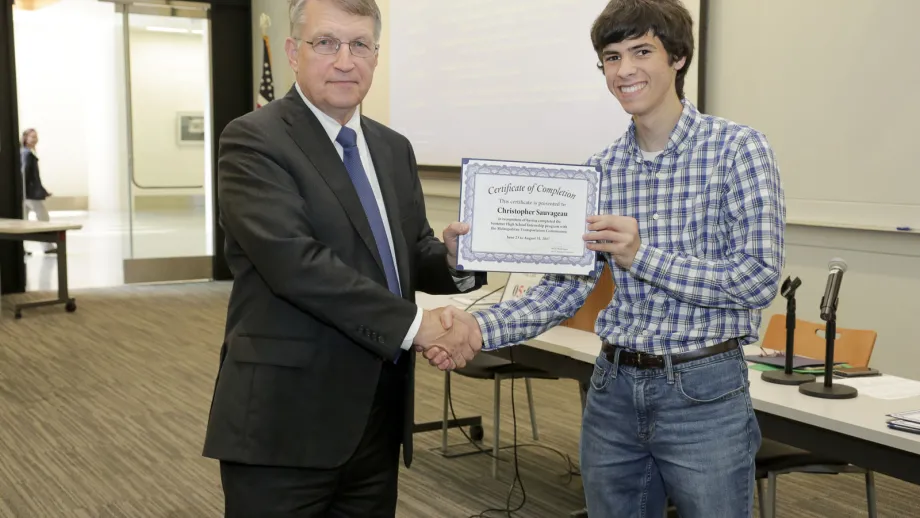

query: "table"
xmin=415 ymin=293 xmax=920 ymax=514
xmin=0 ymin=219 xmax=82 ymax=318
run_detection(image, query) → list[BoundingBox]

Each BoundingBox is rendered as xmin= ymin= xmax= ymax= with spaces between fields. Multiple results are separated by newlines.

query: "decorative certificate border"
xmin=458 ymin=158 xmax=600 ymax=270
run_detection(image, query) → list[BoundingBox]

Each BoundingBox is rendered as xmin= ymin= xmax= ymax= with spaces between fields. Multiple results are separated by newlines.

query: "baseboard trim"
xmin=123 ymin=256 xmax=212 ymax=284
xmin=133 ymin=195 xmax=205 ymax=211
xmin=44 ymin=196 xmax=88 ymax=211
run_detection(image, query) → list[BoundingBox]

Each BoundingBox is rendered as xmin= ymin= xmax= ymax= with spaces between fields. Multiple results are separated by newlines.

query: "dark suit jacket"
xmin=21 ymin=148 xmax=48 ymax=201
xmin=202 ymin=86 xmax=485 ymax=470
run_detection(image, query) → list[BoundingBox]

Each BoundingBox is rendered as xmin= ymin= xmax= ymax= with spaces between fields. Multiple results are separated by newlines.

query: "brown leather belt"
xmin=602 ymin=338 xmax=739 ymax=370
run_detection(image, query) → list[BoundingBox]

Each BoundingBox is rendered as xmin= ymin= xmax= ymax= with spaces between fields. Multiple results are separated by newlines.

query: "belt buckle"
xmin=635 ymin=351 xmax=644 ymax=366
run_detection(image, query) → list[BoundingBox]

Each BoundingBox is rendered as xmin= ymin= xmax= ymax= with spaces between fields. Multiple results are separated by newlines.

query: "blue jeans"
xmin=580 ymin=346 xmax=761 ymax=518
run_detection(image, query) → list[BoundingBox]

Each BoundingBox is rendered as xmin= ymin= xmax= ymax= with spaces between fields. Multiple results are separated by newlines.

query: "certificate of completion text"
xmin=456 ymin=158 xmax=601 ymax=275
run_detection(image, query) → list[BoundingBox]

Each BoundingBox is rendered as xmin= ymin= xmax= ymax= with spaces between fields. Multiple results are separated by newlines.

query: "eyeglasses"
xmin=296 ymin=37 xmax=378 ymax=58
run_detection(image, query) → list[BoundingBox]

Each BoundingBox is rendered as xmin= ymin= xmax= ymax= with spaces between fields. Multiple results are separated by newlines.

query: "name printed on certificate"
xmin=456 ymin=158 xmax=601 ymax=276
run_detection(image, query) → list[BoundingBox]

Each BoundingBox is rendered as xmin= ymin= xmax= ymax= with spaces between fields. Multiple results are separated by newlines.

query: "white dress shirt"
xmin=294 ymin=83 xmax=424 ymax=350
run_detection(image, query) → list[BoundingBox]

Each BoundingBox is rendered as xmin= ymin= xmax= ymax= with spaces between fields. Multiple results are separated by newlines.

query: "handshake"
xmin=412 ymin=306 xmax=483 ymax=371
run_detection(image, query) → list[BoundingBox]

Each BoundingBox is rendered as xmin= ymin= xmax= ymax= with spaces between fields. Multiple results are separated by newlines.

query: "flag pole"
xmin=260 ymin=14 xmax=272 ymax=64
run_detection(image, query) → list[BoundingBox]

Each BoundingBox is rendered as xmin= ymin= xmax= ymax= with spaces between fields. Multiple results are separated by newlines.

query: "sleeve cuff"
xmin=471 ymin=309 xmax=501 ymax=351
xmin=449 ymin=264 xmax=476 ymax=291
xmin=400 ymin=306 xmax=424 ymax=351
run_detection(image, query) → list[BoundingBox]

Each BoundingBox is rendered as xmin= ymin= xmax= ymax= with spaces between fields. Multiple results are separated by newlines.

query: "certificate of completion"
xmin=456 ymin=158 xmax=601 ymax=275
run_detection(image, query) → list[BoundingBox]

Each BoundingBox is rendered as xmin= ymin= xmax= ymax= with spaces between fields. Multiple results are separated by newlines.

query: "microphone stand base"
xmin=799 ymin=381 xmax=858 ymax=399
xmin=761 ymin=371 xmax=816 ymax=385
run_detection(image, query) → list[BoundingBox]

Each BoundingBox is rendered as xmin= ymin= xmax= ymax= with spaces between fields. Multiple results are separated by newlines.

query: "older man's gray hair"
xmin=289 ymin=0 xmax=382 ymax=41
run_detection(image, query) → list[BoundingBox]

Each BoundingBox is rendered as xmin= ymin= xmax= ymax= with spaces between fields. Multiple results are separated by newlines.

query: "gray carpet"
xmin=0 ymin=281 xmax=917 ymax=517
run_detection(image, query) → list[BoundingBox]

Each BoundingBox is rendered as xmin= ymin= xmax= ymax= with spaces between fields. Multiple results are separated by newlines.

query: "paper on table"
xmin=888 ymin=419 xmax=920 ymax=432
xmin=887 ymin=409 xmax=920 ymax=424
xmin=836 ymin=376 xmax=920 ymax=400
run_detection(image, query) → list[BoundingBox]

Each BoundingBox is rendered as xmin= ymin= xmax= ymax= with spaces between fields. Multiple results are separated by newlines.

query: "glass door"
xmin=110 ymin=0 xmax=214 ymax=283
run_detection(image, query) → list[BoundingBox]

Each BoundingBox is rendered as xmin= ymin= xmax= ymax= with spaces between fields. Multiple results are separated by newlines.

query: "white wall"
xmin=85 ymin=9 xmax=129 ymax=213
xmin=14 ymin=1 xmax=209 ymax=208
xmin=13 ymin=0 xmax=114 ymax=200
xmin=706 ymin=0 xmax=920 ymax=230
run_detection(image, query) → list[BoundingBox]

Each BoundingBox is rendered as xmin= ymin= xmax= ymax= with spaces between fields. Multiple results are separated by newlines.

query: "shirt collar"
xmin=624 ymin=99 xmax=700 ymax=156
xmin=294 ymin=81 xmax=363 ymax=144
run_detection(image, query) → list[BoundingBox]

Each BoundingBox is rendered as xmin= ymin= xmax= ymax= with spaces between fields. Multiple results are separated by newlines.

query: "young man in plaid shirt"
xmin=427 ymin=0 xmax=785 ymax=515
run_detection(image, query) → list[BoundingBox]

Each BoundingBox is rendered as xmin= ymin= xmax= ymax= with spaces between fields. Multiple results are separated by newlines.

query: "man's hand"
xmin=413 ymin=308 xmax=479 ymax=369
xmin=415 ymin=306 xmax=483 ymax=370
xmin=443 ymin=222 xmax=471 ymax=269
xmin=584 ymin=215 xmax=641 ymax=269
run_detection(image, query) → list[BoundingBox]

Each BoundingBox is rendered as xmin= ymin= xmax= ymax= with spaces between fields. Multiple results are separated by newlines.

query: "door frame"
xmin=0 ymin=0 xmax=25 ymax=294
xmin=0 ymin=0 xmax=248 ymax=294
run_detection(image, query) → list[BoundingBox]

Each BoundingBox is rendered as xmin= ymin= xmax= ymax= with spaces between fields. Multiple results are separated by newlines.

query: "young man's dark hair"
xmin=591 ymin=0 xmax=694 ymax=99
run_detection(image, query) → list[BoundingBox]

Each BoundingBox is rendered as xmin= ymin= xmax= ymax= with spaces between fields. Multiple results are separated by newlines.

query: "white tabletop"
xmin=417 ymin=292 xmax=920 ymax=455
xmin=748 ymin=365 xmax=920 ymax=455
xmin=0 ymin=218 xmax=82 ymax=234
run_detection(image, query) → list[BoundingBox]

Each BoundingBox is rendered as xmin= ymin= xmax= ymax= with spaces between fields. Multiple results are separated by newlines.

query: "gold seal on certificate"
xmin=455 ymin=158 xmax=601 ymax=275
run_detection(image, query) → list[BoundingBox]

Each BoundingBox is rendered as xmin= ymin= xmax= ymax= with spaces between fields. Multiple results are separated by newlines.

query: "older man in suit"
xmin=202 ymin=0 xmax=485 ymax=516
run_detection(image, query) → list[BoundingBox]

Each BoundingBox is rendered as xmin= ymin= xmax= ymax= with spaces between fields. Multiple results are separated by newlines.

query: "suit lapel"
xmin=363 ymin=118 xmax=411 ymax=299
xmin=279 ymin=89 xmax=385 ymax=276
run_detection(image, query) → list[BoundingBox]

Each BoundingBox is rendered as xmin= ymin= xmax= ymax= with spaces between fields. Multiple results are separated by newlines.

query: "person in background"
xmin=20 ymin=128 xmax=56 ymax=254
xmin=427 ymin=0 xmax=786 ymax=516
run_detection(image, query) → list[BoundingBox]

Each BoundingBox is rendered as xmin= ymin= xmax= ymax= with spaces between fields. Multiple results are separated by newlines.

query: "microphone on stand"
xmin=800 ymin=258 xmax=858 ymax=399
xmin=761 ymin=276 xmax=815 ymax=385
xmin=820 ymin=258 xmax=847 ymax=321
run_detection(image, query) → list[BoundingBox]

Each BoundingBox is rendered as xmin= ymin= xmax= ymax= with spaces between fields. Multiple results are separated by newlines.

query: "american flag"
xmin=257 ymin=35 xmax=275 ymax=108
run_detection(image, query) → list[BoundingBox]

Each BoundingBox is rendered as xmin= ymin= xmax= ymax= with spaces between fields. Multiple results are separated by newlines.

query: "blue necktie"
xmin=336 ymin=126 xmax=401 ymax=297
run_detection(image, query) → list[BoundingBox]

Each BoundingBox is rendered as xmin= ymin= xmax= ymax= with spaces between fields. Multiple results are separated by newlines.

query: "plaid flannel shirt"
xmin=473 ymin=101 xmax=786 ymax=355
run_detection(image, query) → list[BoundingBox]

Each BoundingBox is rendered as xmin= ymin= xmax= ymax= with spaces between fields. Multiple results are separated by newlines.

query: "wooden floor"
xmin=0 ymin=281 xmax=918 ymax=517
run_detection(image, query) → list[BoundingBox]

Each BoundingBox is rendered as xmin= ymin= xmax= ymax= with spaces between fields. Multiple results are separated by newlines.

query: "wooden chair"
xmin=760 ymin=313 xmax=877 ymax=367
xmin=755 ymin=314 xmax=879 ymax=518
xmin=561 ymin=265 xmax=615 ymax=411
xmin=560 ymin=264 xmax=615 ymax=333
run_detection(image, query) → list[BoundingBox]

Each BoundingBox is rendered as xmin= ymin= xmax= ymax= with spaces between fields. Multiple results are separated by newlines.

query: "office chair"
xmin=440 ymin=352 xmax=557 ymax=478
xmin=755 ymin=314 xmax=879 ymax=518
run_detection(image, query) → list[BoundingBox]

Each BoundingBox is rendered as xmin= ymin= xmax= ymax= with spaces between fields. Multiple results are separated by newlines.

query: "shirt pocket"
xmin=669 ymin=194 xmax=704 ymax=254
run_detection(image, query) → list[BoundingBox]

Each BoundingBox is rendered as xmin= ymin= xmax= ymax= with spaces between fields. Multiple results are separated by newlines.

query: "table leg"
xmin=57 ymin=231 xmax=75 ymax=311
xmin=13 ymin=231 xmax=76 ymax=317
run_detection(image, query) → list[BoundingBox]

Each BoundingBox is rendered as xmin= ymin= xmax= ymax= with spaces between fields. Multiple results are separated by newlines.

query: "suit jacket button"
xmin=377 ymin=336 xmax=385 ymax=344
